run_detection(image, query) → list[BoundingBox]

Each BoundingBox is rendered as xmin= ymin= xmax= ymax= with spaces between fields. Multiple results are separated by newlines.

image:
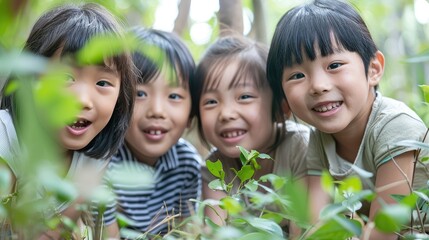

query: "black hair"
xmin=267 ymin=0 xmax=378 ymax=104
xmin=0 ymin=3 xmax=136 ymax=159
xmin=190 ymin=34 xmax=286 ymax=149
xmin=129 ymin=27 xmax=195 ymax=115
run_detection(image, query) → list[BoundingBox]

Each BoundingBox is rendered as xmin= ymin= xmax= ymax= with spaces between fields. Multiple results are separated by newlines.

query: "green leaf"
xmin=206 ymin=159 xmax=225 ymax=180
xmin=77 ymin=34 xmax=139 ymax=65
xmin=238 ymin=146 xmax=249 ymax=165
xmin=321 ymin=171 xmax=334 ymax=194
xmin=244 ymin=179 xmax=258 ymax=192
xmin=391 ymin=193 xmax=418 ymax=208
xmin=374 ymin=205 xmax=411 ymax=233
xmin=237 ymin=165 xmax=254 ymax=183
xmin=241 ymin=216 xmax=284 ymax=238
xmin=260 ymin=173 xmax=286 ymax=190
xmin=208 ymin=179 xmax=225 ymax=191
xmin=338 ymin=176 xmax=362 ymax=193
xmin=258 ymin=153 xmax=272 ymax=159
xmin=414 ymin=190 xmax=429 ymax=203
xmin=220 ymin=196 xmax=242 ymax=215
xmin=319 ymin=203 xmax=347 ymax=220
xmin=307 ymin=216 xmax=361 ymax=240
xmin=238 ymin=232 xmax=283 ymax=240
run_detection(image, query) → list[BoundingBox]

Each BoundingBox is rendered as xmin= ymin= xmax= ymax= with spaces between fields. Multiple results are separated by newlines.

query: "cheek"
xmin=200 ymin=112 xmax=214 ymax=135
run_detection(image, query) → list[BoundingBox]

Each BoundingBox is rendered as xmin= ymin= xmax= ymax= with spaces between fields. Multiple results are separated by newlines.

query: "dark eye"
xmin=203 ymin=99 xmax=217 ymax=105
xmin=239 ymin=94 xmax=253 ymax=100
xmin=96 ymin=80 xmax=112 ymax=87
xmin=328 ymin=62 xmax=342 ymax=70
xmin=290 ymin=72 xmax=305 ymax=80
xmin=137 ymin=90 xmax=147 ymax=98
xmin=169 ymin=93 xmax=182 ymax=100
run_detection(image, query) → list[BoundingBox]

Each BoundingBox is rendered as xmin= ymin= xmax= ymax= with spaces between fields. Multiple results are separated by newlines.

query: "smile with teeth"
xmin=313 ymin=101 xmax=342 ymax=113
xmin=221 ymin=130 xmax=246 ymax=138
xmin=70 ymin=119 xmax=91 ymax=129
xmin=144 ymin=130 xmax=165 ymax=135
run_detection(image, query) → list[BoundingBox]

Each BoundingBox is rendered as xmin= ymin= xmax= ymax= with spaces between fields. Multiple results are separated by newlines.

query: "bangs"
xmin=279 ymin=4 xmax=374 ymax=67
xmin=132 ymin=41 xmax=192 ymax=89
xmin=203 ymin=53 xmax=267 ymax=93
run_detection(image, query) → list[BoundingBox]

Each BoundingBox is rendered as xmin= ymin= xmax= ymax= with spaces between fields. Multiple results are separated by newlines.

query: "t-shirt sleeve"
xmin=373 ymin=113 xmax=428 ymax=168
xmin=306 ymin=129 xmax=329 ymax=176
xmin=276 ymin=126 xmax=310 ymax=180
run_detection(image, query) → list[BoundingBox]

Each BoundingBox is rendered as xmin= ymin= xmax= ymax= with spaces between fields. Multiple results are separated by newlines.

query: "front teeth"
xmin=149 ymin=130 xmax=162 ymax=135
xmin=314 ymin=102 xmax=341 ymax=112
xmin=222 ymin=130 xmax=245 ymax=138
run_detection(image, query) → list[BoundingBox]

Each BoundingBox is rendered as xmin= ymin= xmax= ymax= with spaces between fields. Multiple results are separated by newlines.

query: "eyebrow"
xmin=95 ymin=64 xmax=118 ymax=74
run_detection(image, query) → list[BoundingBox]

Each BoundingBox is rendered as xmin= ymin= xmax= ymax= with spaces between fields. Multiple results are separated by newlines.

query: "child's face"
xmin=58 ymin=64 xmax=121 ymax=151
xmin=125 ymin=74 xmax=191 ymax=164
xmin=200 ymin=62 xmax=276 ymax=158
xmin=281 ymin=47 xmax=382 ymax=136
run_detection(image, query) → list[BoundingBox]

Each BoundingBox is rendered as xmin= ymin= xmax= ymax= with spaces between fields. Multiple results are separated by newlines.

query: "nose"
xmin=219 ymin=103 xmax=238 ymax=122
xmin=146 ymin=95 xmax=165 ymax=119
xmin=309 ymin=72 xmax=332 ymax=95
xmin=71 ymin=83 xmax=93 ymax=111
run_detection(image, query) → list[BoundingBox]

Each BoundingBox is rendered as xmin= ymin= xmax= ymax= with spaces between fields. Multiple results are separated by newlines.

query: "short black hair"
xmin=267 ymin=0 xmax=378 ymax=104
xmin=1 ymin=3 xmax=136 ymax=159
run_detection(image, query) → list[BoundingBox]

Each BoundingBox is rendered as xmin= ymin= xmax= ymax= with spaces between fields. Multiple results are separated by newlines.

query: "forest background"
xmin=1 ymin=0 xmax=429 ymax=162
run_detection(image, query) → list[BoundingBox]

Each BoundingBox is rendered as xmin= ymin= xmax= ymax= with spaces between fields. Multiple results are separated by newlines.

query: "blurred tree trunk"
xmin=173 ymin=0 xmax=191 ymax=36
xmin=218 ymin=0 xmax=243 ymax=36
xmin=250 ymin=0 xmax=267 ymax=44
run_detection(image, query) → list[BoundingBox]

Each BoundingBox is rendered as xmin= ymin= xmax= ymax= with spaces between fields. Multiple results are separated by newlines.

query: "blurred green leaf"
xmin=260 ymin=173 xmax=286 ymax=190
xmin=307 ymin=216 xmax=361 ymax=240
xmin=220 ymin=196 xmax=242 ymax=215
xmin=321 ymin=171 xmax=334 ymax=194
xmin=374 ymin=204 xmax=411 ymax=233
xmin=208 ymin=179 xmax=225 ymax=191
xmin=420 ymin=85 xmax=429 ymax=103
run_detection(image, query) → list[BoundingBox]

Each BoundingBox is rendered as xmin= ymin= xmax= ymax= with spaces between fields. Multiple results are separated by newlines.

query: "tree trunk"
xmin=218 ymin=0 xmax=243 ymax=36
xmin=251 ymin=0 xmax=267 ymax=44
xmin=173 ymin=0 xmax=191 ymax=36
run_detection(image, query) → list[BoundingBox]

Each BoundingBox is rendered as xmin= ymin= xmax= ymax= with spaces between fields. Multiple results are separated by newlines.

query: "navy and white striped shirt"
xmin=101 ymin=138 xmax=201 ymax=236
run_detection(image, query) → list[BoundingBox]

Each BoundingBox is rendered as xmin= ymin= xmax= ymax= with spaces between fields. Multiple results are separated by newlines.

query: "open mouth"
xmin=313 ymin=101 xmax=342 ymax=113
xmin=221 ymin=130 xmax=246 ymax=138
xmin=144 ymin=129 xmax=167 ymax=135
xmin=69 ymin=119 xmax=91 ymax=129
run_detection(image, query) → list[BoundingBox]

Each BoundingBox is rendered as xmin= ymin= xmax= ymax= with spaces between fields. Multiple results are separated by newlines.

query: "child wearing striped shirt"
xmin=98 ymin=27 xmax=201 ymax=239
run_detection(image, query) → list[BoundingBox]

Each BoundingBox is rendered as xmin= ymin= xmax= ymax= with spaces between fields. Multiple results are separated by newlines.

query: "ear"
xmin=368 ymin=50 xmax=385 ymax=87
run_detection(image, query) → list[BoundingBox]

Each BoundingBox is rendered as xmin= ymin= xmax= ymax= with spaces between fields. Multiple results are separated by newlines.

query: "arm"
xmin=363 ymin=151 xmax=415 ymax=240
xmin=307 ymin=175 xmax=331 ymax=224
xmin=105 ymin=221 xmax=120 ymax=239
xmin=202 ymin=179 xmax=228 ymax=225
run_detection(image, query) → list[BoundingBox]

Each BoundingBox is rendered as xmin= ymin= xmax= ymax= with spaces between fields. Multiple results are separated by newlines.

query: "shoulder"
xmin=283 ymin=120 xmax=311 ymax=146
xmin=371 ymin=95 xmax=426 ymax=132
xmin=174 ymin=138 xmax=202 ymax=165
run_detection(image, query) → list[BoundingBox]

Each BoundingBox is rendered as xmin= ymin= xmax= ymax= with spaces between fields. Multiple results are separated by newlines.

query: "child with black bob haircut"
xmin=267 ymin=0 xmax=429 ymax=239
xmin=98 ymin=27 xmax=201 ymax=238
xmin=0 ymin=3 xmax=136 ymax=239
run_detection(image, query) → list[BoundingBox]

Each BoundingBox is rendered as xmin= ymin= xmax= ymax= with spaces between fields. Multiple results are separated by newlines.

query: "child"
xmin=0 ymin=3 xmax=135 ymax=239
xmin=99 ymin=27 xmax=201 ymax=238
xmin=190 ymin=34 xmax=310 ymax=235
xmin=266 ymin=0 xmax=429 ymax=239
